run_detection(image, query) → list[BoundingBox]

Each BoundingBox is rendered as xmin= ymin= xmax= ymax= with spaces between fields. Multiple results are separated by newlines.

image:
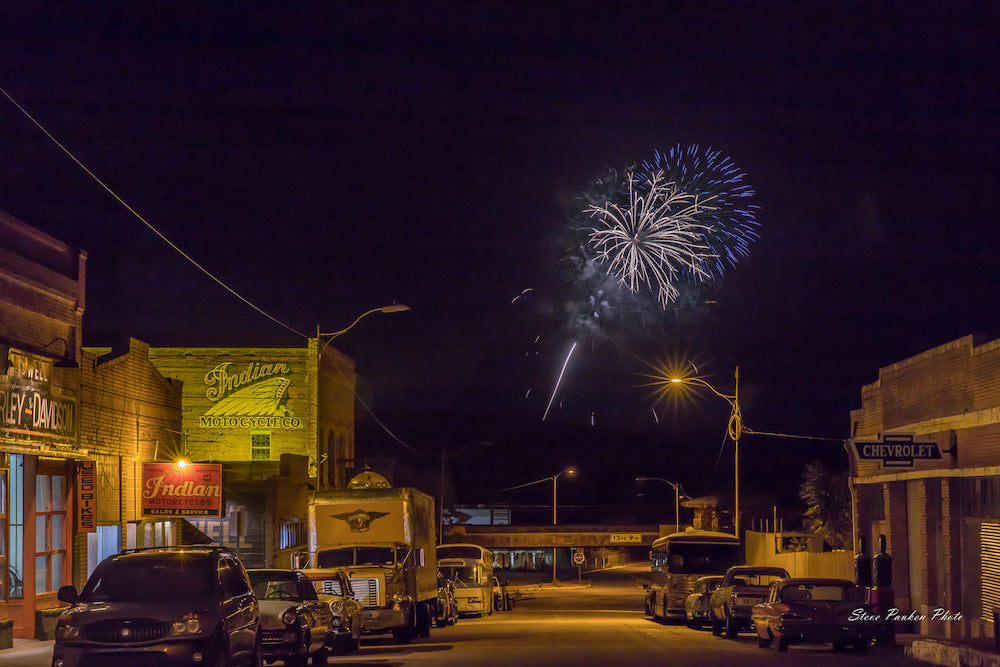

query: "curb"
xmin=906 ymin=639 xmax=1000 ymax=667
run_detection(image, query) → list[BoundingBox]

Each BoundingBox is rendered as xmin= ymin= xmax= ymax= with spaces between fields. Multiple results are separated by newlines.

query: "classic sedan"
xmin=751 ymin=578 xmax=880 ymax=653
xmin=304 ymin=568 xmax=363 ymax=654
xmin=684 ymin=575 xmax=724 ymax=630
xmin=248 ymin=569 xmax=333 ymax=666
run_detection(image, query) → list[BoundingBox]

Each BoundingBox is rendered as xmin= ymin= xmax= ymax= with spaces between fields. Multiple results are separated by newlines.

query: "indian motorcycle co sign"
xmin=141 ymin=462 xmax=223 ymax=518
xmin=1 ymin=349 xmax=76 ymax=439
xmin=197 ymin=361 xmax=303 ymax=429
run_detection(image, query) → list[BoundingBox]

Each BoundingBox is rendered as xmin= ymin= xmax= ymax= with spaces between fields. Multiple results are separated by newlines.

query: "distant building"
xmin=849 ymin=335 xmax=1000 ymax=643
xmin=146 ymin=342 xmax=357 ymax=567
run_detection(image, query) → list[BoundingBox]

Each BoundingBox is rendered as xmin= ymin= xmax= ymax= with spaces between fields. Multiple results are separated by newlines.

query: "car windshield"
xmin=666 ymin=543 xmax=740 ymax=574
xmin=317 ymin=546 xmax=395 ymax=568
xmin=81 ymin=552 xmax=214 ymax=602
xmin=248 ymin=571 xmax=305 ymax=601
xmin=440 ymin=566 xmax=477 ymax=587
xmin=781 ymin=583 xmax=860 ymax=603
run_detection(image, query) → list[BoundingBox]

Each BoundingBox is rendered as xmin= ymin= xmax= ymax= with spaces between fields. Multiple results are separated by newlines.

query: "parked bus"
xmin=645 ymin=530 xmax=741 ymax=620
xmin=437 ymin=543 xmax=494 ymax=616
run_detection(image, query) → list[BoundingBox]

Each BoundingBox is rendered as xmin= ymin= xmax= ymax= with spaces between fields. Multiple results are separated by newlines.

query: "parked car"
xmin=52 ymin=546 xmax=261 ymax=667
xmin=493 ymin=576 xmax=514 ymax=612
xmin=752 ymin=578 xmax=880 ymax=653
xmin=684 ymin=575 xmax=724 ymax=630
xmin=709 ymin=566 xmax=789 ymax=638
xmin=302 ymin=568 xmax=363 ymax=655
xmin=435 ymin=572 xmax=459 ymax=627
xmin=248 ymin=568 xmax=332 ymax=666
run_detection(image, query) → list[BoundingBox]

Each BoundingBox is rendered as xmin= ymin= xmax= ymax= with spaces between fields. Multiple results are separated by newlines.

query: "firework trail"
xmin=542 ymin=340 xmax=578 ymax=421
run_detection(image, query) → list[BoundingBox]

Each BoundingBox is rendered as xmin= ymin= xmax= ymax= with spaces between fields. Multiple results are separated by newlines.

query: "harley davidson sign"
xmin=141 ymin=462 xmax=223 ymax=517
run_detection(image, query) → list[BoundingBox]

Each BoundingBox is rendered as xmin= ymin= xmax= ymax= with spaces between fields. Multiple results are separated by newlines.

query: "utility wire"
xmin=1 ymin=85 xmax=306 ymax=339
xmin=3 ymin=86 xmax=416 ymax=452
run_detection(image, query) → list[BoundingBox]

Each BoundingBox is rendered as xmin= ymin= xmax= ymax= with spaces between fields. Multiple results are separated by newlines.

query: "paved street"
xmin=2 ymin=564 xmax=927 ymax=667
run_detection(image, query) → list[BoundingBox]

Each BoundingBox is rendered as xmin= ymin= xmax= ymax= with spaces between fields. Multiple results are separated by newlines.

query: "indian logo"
xmin=333 ymin=509 xmax=389 ymax=532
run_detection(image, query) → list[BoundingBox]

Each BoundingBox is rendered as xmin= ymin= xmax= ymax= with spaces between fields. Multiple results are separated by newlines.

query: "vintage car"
xmin=684 ymin=575 xmax=724 ymax=629
xmin=305 ymin=568 xmax=364 ymax=654
xmin=709 ymin=565 xmax=789 ymax=638
xmin=435 ymin=571 xmax=459 ymax=627
xmin=752 ymin=578 xmax=880 ymax=653
xmin=493 ymin=576 xmax=514 ymax=612
xmin=248 ymin=568 xmax=333 ymax=666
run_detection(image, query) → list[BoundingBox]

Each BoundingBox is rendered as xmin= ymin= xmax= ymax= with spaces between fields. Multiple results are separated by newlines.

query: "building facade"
xmin=849 ymin=335 xmax=1000 ymax=642
xmin=146 ymin=342 xmax=357 ymax=567
xmin=0 ymin=212 xmax=86 ymax=639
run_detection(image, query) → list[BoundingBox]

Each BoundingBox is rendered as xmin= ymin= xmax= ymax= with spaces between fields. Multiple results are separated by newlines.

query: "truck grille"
xmin=350 ymin=576 xmax=380 ymax=608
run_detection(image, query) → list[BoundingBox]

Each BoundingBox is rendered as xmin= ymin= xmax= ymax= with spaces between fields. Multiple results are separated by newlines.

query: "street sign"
xmin=573 ymin=551 xmax=585 ymax=565
xmin=854 ymin=434 xmax=942 ymax=467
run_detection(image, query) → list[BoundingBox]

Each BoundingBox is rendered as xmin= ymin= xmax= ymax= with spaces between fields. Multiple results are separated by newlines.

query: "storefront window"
xmin=87 ymin=525 xmax=121 ymax=578
xmin=8 ymin=454 xmax=23 ymax=599
xmin=35 ymin=473 xmax=67 ymax=593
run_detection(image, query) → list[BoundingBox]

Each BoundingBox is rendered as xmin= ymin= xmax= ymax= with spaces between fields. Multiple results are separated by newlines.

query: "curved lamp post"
xmin=668 ymin=367 xmax=742 ymax=537
xmin=636 ymin=476 xmax=688 ymax=534
xmin=496 ymin=467 xmax=576 ymax=583
xmin=318 ymin=303 xmax=410 ymax=356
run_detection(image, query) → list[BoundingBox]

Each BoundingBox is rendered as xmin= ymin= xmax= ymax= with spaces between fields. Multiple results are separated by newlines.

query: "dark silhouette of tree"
xmin=798 ymin=461 xmax=852 ymax=549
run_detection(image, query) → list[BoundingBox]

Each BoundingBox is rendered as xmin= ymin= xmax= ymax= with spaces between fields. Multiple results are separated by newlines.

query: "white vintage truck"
xmin=299 ymin=472 xmax=438 ymax=644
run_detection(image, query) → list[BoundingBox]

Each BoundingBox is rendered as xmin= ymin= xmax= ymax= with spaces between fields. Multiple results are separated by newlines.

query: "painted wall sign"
xmin=141 ymin=462 xmax=223 ymax=517
xmin=198 ymin=361 xmax=302 ymax=429
xmin=854 ymin=434 xmax=942 ymax=467
xmin=609 ymin=533 xmax=643 ymax=544
xmin=1 ymin=349 xmax=76 ymax=439
xmin=77 ymin=460 xmax=97 ymax=533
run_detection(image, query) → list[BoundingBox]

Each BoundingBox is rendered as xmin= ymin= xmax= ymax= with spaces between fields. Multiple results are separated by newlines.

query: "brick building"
xmin=146 ymin=342 xmax=357 ymax=567
xmin=0 ymin=211 xmax=86 ymax=639
xmin=849 ymin=335 xmax=1000 ymax=642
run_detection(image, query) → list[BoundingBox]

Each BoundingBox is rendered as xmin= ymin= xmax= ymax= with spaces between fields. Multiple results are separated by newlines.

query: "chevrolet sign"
xmin=854 ymin=434 xmax=941 ymax=467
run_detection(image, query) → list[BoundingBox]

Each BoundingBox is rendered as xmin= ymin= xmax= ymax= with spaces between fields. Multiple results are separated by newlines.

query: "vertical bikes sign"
xmin=141 ymin=462 xmax=223 ymax=518
xmin=77 ymin=460 xmax=97 ymax=533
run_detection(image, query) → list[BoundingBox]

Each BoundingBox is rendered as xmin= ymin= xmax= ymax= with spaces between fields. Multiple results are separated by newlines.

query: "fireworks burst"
xmin=586 ymin=170 xmax=716 ymax=306
xmin=579 ymin=145 xmax=758 ymax=309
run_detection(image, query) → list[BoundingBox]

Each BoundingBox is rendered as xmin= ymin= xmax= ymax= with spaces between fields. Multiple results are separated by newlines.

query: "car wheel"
xmin=832 ymin=641 xmax=845 ymax=652
xmin=690 ymin=617 xmax=702 ymax=631
xmin=312 ymin=644 xmax=328 ymax=665
xmin=853 ymin=640 xmax=868 ymax=654
xmin=724 ymin=610 xmax=737 ymax=639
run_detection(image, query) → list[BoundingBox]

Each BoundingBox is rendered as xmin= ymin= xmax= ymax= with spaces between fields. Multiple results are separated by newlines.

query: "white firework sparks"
xmin=585 ymin=170 xmax=717 ymax=306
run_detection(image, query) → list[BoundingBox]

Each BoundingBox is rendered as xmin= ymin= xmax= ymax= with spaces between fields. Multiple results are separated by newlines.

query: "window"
xmin=87 ymin=525 xmax=121 ymax=578
xmin=35 ymin=473 xmax=68 ymax=593
xmin=8 ymin=455 xmax=22 ymax=599
xmin=279 ymin=520 xmax=306 ymax=550
xmin=250 ymin=432 xmax=271 ymax=461
xmin=0 ymin=469 xmax=6 ymax=600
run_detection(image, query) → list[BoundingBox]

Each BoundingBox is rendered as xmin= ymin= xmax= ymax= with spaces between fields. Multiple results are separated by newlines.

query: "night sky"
xmin=3 ymin=3 xmax=999 ymax=526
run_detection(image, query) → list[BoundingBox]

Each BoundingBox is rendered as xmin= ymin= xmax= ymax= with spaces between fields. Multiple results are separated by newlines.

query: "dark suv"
xmin=52 ymin=546 xmax=261 ymax=667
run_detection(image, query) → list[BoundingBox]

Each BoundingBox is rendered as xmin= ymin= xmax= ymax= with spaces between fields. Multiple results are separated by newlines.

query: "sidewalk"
xmin=899 ymin=632 xmax=1000 ymax=667
xmin=0 ymin=638 xmax=53 ymax=661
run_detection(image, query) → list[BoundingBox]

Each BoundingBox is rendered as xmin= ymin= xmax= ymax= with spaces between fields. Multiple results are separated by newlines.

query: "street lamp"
xmin=552 ymin=467 xmax=576 ymax=583
xmin=494 ymin=467 xmax=576 ymax=583
xmin=636 ymin=476 xmax=688 ymax=534
xmin=667 ymin=367 xmax=743 ymax=537
xmin=318 ymin=303 xmax=410 ymax=354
